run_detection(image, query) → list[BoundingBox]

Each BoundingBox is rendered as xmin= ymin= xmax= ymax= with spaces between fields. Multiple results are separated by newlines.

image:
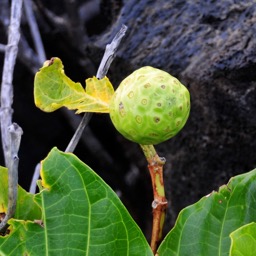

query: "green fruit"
xmin=109 ymin=66 xmax=190 ymax=145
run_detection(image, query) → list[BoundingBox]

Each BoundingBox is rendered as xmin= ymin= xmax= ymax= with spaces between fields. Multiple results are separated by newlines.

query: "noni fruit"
xmin=109 ymin=66 xmax=190 ymax=145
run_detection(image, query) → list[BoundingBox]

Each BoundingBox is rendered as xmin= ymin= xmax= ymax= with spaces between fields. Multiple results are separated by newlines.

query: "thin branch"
xmin=18 ymin=35 xmax=41 ymax=73
xmin=24 ymin=0 xmax=46 ymax=63
xmin=20 ymin=0 xmax=47 ymax=72
xmin=29 ymin=163 xmax=40 ymax=194
xmin=0 ymin=0 xmax=23 ymax=232
xmin=96 ymin=24 xmax=127 ymax=79
xmin=65 ymin=113 xmax=92 ymax=153
xmin=63 ymin=109 xmax=113 ymax=163
xmin=1 ymin=2 xmax=42 ymax=72
xmin=65 ymin=24 xmax=127 ymax=153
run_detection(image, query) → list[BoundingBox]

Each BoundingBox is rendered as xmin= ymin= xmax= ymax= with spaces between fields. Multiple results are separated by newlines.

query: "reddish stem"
xmin=140 ymin=145 xmax=168 ymax=255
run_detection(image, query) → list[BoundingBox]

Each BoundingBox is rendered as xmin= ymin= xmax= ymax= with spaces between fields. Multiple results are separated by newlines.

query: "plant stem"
xmin=65 ymin=112 xmax=92 ymax=153
xmin=140 ymin=144 xmax=167 ymax=255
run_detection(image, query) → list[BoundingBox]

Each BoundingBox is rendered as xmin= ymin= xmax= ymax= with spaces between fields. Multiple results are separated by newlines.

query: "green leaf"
xmin=34 ymin=58 xmax=114 ymax=113
xmin=229 ymin=222 xmax=256 ymax=256
xmin=0 ymin=166 xmax=41 ymax=221
xmin=0 ymin=148 xmax=153 ymax=256
xmin=157 ymin=169 xmax=256 ymax=256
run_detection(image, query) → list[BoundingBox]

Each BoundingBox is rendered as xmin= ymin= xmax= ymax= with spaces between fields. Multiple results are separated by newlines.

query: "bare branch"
xmin=18 ymin=35 xmax=41 ymax=73
xmin=65 ymin=112 xmax=92 ymax=153
xmin=29 ymin=163 xmax=40 ymax=194
xmin=63 ymin=109 xmax=113 ymax=164
xmin=24 ymin=0 xmax=46 ymax=63
xmin=0 ymin=0 xmax=23 ymax=232
xmin=0 ymin=0 xmax=23 ymax=166
xmin=96 ymin=24 xmax=127 ymax=79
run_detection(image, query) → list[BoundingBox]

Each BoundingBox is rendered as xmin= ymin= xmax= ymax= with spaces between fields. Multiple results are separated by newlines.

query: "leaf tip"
xmin=42 ymin=57 xmax=62 ymax=68
xmin=44 ymin=57 xmax=55 ymax=67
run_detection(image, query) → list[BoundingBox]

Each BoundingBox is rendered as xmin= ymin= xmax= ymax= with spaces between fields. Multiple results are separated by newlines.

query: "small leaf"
xmin=229 ymin=222 xmax=256 ymax=256
xmin=0 ymin=166 xmax=41 ymax=221
xmin=0 ymin=148 xmax=153 ymax=256
xmin=157 ymin=169 xmax=256 ymax=256
xmin=34 ymin=58 xmax=114 ymax=113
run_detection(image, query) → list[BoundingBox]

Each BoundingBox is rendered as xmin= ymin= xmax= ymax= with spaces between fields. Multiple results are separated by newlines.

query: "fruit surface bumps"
xmin=109 ymin=66 xmax=190 ymax=145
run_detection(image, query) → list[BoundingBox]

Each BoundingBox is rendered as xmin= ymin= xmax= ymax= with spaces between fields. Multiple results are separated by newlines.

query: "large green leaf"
xmin=157 ymin=169 xmax=256 ymax=256
xmin=0 ymin=148 xmax=153 ymax=256
xmin=34 ymin=58 xmax=114 ymax=113
xmin=0 ymin=166 xmax=41 ymax=221
xmin=229 ymin=222 xmax=256 ymax=256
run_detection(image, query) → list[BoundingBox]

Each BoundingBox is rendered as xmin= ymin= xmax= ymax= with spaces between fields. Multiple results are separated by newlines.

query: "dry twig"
xmin=0 ymin=0 xmax=23 ymax=232
xmin=24 ymin=0 xmax=46 ymax=63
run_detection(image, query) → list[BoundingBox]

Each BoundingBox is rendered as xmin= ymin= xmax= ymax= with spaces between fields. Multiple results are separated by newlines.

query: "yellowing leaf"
xmin=34 ymin=57 xmax=114 ymax=113
xmin=86 ymin=77 xmax=114 ymax=104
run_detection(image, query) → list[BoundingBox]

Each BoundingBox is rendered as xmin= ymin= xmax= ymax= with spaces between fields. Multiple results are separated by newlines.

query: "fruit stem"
xmin=140 ymin=144 xmax=167 ymax=255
